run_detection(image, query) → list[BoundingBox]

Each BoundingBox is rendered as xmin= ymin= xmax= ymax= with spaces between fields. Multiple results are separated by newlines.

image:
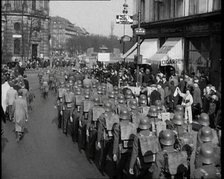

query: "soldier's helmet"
xmin=118 ymin=94 xmax=125 ymax=104
xmin=148 ymin=105 xmax=158 ymax=117
xmin=84 ymin=94 xmax=90 ymax=99
xmin=159 ymin=129 xmax=175 ymax=146
xmin=109 ymin=91 xmax=115 ymax=99
xmin=77 ymin=80 xmax=82 ymax=88
xmin=84 ymin=84 xmax=90 ymax=89
xmin=139 ymin=94 xmax=147 ymax=100
xmin=93 ymin=96 xmax=100 ymax=104
xmin=92 ymin=83 xmax=97 ymax=88
xmin=104 ymin=102 xmax=112 ymax=112
xmin=129 ymin=99 xmax=138 ymax=110
xmin=198 ymin=113 xmax=210 ymax=126
xmin=120 ymin=108 xmax=130 ymax=120
xmin=125 ymin=89 xmax=133 ymax=99
xmin=172 ymin=112 xmax=184 ymax=126
xmin=75 ymin=88 xmax=81 ymax=95
xmin=198 ymin=126 xmax=214 ymax=142
xmin=60 ymin=81 xmax=65 ymax=87
xmin=113 ymin=86 xmax=119 ymax=94
xmin=198 ymin=143 xmax=215 ymax=164
xmin=155 ymin=100 xmax=162 ymax=111
xmin=139 ymin=116 xmax=151 ymax=130
xmin=175 ymin=105 xmax=184 ymax=113
xmin=139 ymin=99 xmax=147 ymax=106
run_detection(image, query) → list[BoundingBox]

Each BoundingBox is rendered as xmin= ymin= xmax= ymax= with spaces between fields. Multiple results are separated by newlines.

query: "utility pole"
xmin=136 ymin=0 xmax=141 ymax=86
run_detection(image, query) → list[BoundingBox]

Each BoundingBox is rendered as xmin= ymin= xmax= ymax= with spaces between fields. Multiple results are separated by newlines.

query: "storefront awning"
xmin=121 ymin=39 xmax=159 ymax=63
xmin=148 ymin=37 xmax=183 ymax=65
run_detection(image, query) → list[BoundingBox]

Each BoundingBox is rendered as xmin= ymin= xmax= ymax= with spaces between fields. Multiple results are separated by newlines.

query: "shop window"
xmin=158 ymin=0 xmax=171 ymax=20
xmin=14 ymin=38 xmax=21 ymax=55
xmin=14 ymin=22 xmax=21 ymax=31
xmin=213 ymin=0 xmax=221 ymax=11
xmin=188 ymin=37 xmax=210 ymax=75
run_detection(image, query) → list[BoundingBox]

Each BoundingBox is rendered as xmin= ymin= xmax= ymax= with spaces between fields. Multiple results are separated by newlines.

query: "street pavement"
xmin=1 ymin=73 xmax=109 ymax=179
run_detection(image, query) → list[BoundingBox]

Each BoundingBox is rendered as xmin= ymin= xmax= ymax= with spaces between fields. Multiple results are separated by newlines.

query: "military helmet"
xmin=75 ymin=88 xmax=81 ymax=95
xmin=159 ymin=129 xmax=175 ymax=146
xmin=84 ymin=84 xmax=90 ymax=89
xmin=155 ymin=100 xmax=162 ymax=107
xmin=108 ymin=91 xmax=115 ymax=99
xmin=97 ymin=90 xmax=103 ymax=95
xmin=125 ymin=89 xmax=133 ymax=99
xmin=104 ymin=102 xmax=112 ymax=112
xmin=139 ymin=94 xmax=147 ymax=100
xmin=84 ymin=94 xmax=90 ymax=99
xmin=148 ymin=105 xmax=158 ymax=117
xmin=172 ymin=112 xmax=184 ymax=126
xmin=139 ymin=99 xmax=147 ymax=106
xmin=139 ymin=116 xmax=151 ymax=130
xmin=175 ymin=105 xmax=184 ymax=113
xmin=198 ymin=113 xmax=210 ymax=126
xmin=113 ymin=86 xmax=119 ymax=92
xmin=129 ymin=99 xmax=138 ymax=109
xmin=93 ymin=96 xmax=100 ymax=104
xmin=120 ymin=108 xmax=130 ymax=120
xmin=199 ymin=126 xmax=214 ymax=142
xmin=198 ymin=143 xmax=215 ymax=164
xmin=92 ymin=83 xmax=97 ymax=88
xmin=77 ymin=80 xmax=82 ymax=87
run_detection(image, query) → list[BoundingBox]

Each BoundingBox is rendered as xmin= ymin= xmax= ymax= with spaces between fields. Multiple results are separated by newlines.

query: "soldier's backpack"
xmin=163 ymin=150 xmax=188 ymax=176
xmin=120 ymin=121 xmax=136 ymax=148
xmin=139 ymin=134 xmax=160 ymax=163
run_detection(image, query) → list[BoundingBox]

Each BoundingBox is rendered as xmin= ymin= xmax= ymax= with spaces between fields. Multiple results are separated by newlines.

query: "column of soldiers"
xmin=50 ymin=67 xmax=220 ymax=179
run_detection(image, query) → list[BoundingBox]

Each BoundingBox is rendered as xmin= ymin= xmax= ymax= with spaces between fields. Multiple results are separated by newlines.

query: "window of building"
xmin=14 ymin=0 xmax=21 ymax=10
xmin=14 ymin=22 xmax=21 ymax=31
xmin=213 ymin=0 xmax=221 ymax=11
xmin=22 ymin=0 xmax=28 ymax=12
xmin=44 ymin=0 xmax=49 ymax=10
xmin=14 ymin=38 xmax=21 ymax=55
xmin=158 ymin=0 xmax=171 ymax=20
xmin=175 ymin=0 xmax=184 ymax=17
xmin=188 ymin=37 xmax=210 ymax=75
xmin=32 ymin=0 xmax=36 ymax=10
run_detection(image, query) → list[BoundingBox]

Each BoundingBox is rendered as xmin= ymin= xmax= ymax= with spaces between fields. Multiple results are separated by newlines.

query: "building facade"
xmin=1 ymin=0 xmax=50 ymax=62
xmin=132 ymin=0 xmax=221 ymax=89
xmin=50 ymin=16 xmax=89 ymax=54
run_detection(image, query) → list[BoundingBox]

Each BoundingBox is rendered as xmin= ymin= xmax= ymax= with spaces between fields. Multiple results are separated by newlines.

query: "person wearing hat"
xmin=112 ymin=108 xmax=135 ymax=179
xmin=86 ymin=96 xmax=105 ymax=160
xmin=62 ymin=84 xmax=75 ymax=135
xmin=192 ymin=143 xmax=221 ymax=179
xmin=12 ymin=90 xmax=29 ymax=142
xmin=96 ymin=101 xmax=119 ymax=174
xmin=129 ymin=115 xmax=160 ymax=178
xmin=129 ymin=99 xmax=141 ymax=128
xmin=152 ymin=129 xmax=188 ymax=179
xmin=23 ymin=74 xmax=29 ymax=91
xmin=208 ymin=94 xmax=220 ymax=129
xmin=150 ymin=84 xmax=161 ymax=106
xmin=192 ymin=81 xmax=202 ymax=119
xmin=56 ymin=82 xmax=67 ymax=128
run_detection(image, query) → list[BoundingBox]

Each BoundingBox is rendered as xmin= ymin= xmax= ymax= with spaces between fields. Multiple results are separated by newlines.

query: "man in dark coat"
xmin=23 ymin=75 xmax=29 ymax=91
xmin=150 ymin=84 xmax=161 ymax=105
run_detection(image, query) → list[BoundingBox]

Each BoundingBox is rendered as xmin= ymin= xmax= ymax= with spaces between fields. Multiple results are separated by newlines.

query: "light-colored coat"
xmin=179 ymin=91 xmax=193 ymax=123
xmin=6 ymin=87 xmax=18 ymax=105
xmin=13 ymin=96 xmax=28 ymax=132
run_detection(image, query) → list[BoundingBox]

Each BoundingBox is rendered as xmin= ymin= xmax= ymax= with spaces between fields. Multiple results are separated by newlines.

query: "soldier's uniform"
xmin=57 ymin=82 xmax=66 ymax=128
xmin=112 ymin=108 xmax=135 ymax=179
xmin=152 ymin=129 xmax=188 ymax=179
xmin=96 ymin=102 xmax=119 ymax=174
xmin=129 ymin=99 xmax=142 ymax=128
xmin=192 ymin=143 xmax=221 ymax=179
xmin=62 ymin=85 xmax=75 ymax=135
xmin=129 ymin=116 xmax=161 ymax=178
xmin=86 ymin=97 xmax=105 ymax=160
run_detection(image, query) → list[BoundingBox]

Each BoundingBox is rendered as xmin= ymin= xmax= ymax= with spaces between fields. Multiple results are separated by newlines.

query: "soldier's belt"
xmin=76 ymin=105 xmax=81 ymax=111
xmin=66 ymin=102 xmax=72 ymax=108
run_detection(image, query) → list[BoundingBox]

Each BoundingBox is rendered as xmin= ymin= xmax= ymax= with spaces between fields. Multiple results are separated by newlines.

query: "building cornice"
xmin=2 ymin=11 xmax=50 ymax=20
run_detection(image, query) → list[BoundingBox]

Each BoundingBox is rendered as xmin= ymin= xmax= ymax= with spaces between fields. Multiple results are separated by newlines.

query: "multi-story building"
xmin=1 ymin=0 xmax=50 ymax=62
xmin=126 ymin=0 xmax=221 ymax=89
xmin=50 ymin=16 xmax=89 ymax=54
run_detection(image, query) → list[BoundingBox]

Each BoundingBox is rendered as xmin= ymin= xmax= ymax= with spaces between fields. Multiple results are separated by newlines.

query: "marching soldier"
xmin=71 ymin=87 xmax=84 ymax=142
xmin=152 ymin=129 xmax=188 ymax=179
xmin=56 ymin=81 xmax=66 ymax=128
xmin=62 ymin=84 xmax=75 ymax=135
xmin=112 ymin=108 xmax=135 ymax=179
xmin=77 ymin=92 xmax=93 ymax=150
xmin=192 ymin=143 xmax=221 ymax=179
xmin=96 ymin=102 xmax=119 ymax=174
xmin=86 ymin=96 xmax=105 ymax=161
xmin=129 ymin=99 xmax=141 ymax=128
xmin=129 ymin=116 xmax=160 ymax=179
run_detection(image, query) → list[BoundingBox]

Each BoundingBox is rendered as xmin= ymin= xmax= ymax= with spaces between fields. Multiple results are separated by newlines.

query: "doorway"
xmin=32 ymin=44 xmax=38 ymax=59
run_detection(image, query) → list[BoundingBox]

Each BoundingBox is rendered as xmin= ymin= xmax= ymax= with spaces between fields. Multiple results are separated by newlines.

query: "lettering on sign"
xmin=161 ymin=112 xmax=170 ymax=122
xmin=92 ymin=107 xmax=105 ymax=121
xmin=161 ymin=58 xmax=183 ymax=66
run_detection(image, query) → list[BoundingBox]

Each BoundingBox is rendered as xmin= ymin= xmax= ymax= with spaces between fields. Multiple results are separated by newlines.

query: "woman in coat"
xmin=12 ymin=90 xmax=28 ymax=141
